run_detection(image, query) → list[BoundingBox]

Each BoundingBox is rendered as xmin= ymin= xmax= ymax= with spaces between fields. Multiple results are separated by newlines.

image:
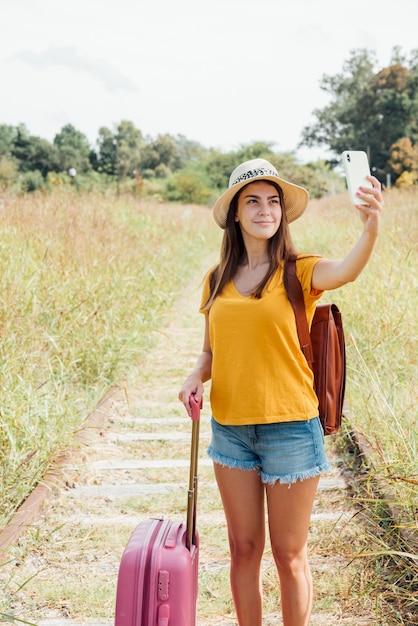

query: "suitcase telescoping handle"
xmin=186 ymin=394 xmax=201 ymax=551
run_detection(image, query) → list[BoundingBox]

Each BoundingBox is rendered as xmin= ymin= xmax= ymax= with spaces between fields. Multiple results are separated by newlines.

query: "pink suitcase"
xmin=114 ymin=396 xmax=201 ymax=626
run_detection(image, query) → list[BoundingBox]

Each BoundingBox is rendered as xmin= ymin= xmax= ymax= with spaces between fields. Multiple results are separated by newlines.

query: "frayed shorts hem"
xmin=207 ymin=447 xmax=332 ymax=486
xmin=260 ymin=462 xmax=332 ymax=485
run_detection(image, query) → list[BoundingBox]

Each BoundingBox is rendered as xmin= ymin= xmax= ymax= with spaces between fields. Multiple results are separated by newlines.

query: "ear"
xmin=234 ymin=214 xmax=239 ymax=222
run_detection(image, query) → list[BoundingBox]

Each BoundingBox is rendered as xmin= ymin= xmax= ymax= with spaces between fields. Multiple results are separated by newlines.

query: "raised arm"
xmin=312 ymin=175 xmax=384 ymax=291
xmin=178 ymin=314 xmax=212 ymax=416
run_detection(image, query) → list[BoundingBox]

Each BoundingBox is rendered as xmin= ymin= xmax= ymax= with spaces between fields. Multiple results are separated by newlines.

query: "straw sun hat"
xmin=213 ymin=158 xmax=309 ymax=229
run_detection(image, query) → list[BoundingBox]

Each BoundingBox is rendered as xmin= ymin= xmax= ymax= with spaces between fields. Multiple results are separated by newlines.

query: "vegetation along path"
xmin=1 ymin=263 xmax=393 ymax=626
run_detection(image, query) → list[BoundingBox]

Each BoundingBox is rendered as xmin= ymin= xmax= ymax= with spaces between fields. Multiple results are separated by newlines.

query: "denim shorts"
xmin=207 ymin=416 xmax=331 ymax=485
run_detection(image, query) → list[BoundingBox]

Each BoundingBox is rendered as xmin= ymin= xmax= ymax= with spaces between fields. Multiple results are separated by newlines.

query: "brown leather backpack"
xmin=284 ymin=258 xmax=346 ymax=435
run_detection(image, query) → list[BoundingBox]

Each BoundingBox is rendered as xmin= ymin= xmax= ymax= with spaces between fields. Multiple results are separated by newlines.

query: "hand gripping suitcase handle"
xmin=186 ymin=395 xmax=201 ymax=551
xmin=190 ymin=394 xmax=202 ymax=421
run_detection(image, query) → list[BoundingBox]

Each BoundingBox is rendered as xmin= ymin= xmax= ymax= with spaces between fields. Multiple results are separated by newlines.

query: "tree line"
xmin=0 ymin=122 xmax=338 ymax=202
xmin=1 ymin=47 xmax=417 ymax=202
xmin=301 ymin=47 xmax=418 ymax=189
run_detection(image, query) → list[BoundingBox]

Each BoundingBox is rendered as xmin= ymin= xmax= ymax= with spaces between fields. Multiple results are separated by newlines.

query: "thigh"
xmin=214 ymin=464 xmax=265 ymax=547
xmin=266 ymin=476 xmax=319 ymax=554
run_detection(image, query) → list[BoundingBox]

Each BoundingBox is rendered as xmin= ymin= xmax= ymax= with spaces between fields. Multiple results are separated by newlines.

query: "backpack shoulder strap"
xmin=284 ymin=257 xmax=314 ymax=368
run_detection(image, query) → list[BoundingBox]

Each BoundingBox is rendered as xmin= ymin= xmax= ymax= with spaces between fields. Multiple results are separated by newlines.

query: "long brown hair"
xmin=203 ymin=181 xmax=298 ymax=310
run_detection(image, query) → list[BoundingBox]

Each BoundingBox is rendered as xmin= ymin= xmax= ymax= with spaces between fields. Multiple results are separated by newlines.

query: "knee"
xmin=272 ymin=545 xmax=308 ymax=577
xmin=229 ymin=536 xmax=264 ymax=566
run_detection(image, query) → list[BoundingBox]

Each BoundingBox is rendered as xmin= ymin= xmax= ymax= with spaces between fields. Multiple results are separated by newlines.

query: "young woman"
xmin=178 ymin=158 xmax=383 ymax=626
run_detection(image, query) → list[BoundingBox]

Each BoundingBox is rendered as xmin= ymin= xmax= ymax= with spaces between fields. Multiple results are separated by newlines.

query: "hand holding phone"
xmin=342 ymin=150 xmax=373 ymax=205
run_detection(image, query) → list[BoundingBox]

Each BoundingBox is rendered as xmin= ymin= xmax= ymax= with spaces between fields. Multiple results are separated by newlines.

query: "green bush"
xmin=165 ymin=169 xmax=212 ymax=204
xmin=20 ymin=169 xmax=45 ymax=192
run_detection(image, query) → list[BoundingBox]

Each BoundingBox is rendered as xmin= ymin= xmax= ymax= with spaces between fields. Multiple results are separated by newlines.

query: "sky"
xmin=0 ymin=0 xmax=417 ymax=163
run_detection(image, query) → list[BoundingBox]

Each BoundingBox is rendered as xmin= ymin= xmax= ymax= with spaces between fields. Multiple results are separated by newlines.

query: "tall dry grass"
xmin=0 ymin=189 xmax=220 ymax=527
xmin=292 ymin=187 xmax=418 ymax=621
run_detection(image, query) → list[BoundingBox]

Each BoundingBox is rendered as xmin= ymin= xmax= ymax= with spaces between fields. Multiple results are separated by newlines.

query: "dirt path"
xmin=1 ymin=264 xmax=383 ymax=625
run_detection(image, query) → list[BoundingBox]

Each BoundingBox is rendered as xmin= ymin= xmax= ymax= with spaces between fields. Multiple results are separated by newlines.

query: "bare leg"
xmin=266 ymin=476 xmax=320 ymax=626
xmin=213 ymin=464 xmax=265 ymax=626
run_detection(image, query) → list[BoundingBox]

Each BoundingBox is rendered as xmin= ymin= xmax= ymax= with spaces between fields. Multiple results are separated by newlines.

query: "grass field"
xmin=0 ymin=185 xmax=417 ymax=620
xmin=0 ymin=189 xmax=221 ymax=527
xmin=292 ymin=188 xmax=418 ymax=619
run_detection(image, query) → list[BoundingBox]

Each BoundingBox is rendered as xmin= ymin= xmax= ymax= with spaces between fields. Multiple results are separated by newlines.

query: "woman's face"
xmin=235 ymin=181 xmax=282 ymax=242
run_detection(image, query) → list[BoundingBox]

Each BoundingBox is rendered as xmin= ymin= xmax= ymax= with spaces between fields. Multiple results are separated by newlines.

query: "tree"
xmin=202 ymin=142 xmax=276 ymax=192
xmin=171 ymin=134 xmax=206 ymax=164
xmin=54 ymin=124 xmax=92 ymax=174
xmin=0 ymin=125 xmax=17 ymax=158
xmin=95 ymin=121 xmax=143 ymax=191
xmin=300 ymin=50 xmax=377 ymax=157
xmin=368 ymin=62 xmax=418 ymax=173
xmin=95 ymin=126 xmax=117 ymax=175
xmin=300 ymin=48 xmax=418 ymax=178
xmin=235 ymin=141 xmax=276 ymax=162
xmin=0 ymin=125 xmax=19 ymax=188
xmin=140 ymin=134 xmax=181 ymax=178
xmin=115 ymin=120 xmax=143 ymax=181
xmin=11 ymin=124 xmax=59 ymax=177
xmin=388 ymin=137 xmax=418 ymax=186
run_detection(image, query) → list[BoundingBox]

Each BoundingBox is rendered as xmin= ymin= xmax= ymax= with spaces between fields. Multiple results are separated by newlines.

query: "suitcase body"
xmin=114 ymin=518 xmax=198 ymax=626
xmin=114 ymin=396 xmax=201 ymax=626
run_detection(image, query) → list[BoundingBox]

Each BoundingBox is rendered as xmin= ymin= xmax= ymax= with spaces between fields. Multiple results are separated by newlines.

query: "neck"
xmin=241 ymin=241 xmax=269 ymax=270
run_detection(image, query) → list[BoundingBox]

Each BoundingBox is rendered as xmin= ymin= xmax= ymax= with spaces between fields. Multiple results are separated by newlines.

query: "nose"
xmin=258 ymin=201 xmax=271 ymax=214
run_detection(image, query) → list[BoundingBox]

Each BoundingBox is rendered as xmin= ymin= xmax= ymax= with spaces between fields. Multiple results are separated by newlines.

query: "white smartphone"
xmin=342 ymin=150 xmax=372 ymax=205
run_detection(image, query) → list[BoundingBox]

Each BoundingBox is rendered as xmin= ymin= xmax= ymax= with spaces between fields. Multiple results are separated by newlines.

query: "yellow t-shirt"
xmin=200 ymin=255 xmax=324 ymax=425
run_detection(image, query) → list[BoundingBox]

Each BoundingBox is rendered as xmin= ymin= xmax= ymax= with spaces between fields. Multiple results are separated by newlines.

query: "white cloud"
xmin=12 ymin=46 xmax=138 ymax=92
